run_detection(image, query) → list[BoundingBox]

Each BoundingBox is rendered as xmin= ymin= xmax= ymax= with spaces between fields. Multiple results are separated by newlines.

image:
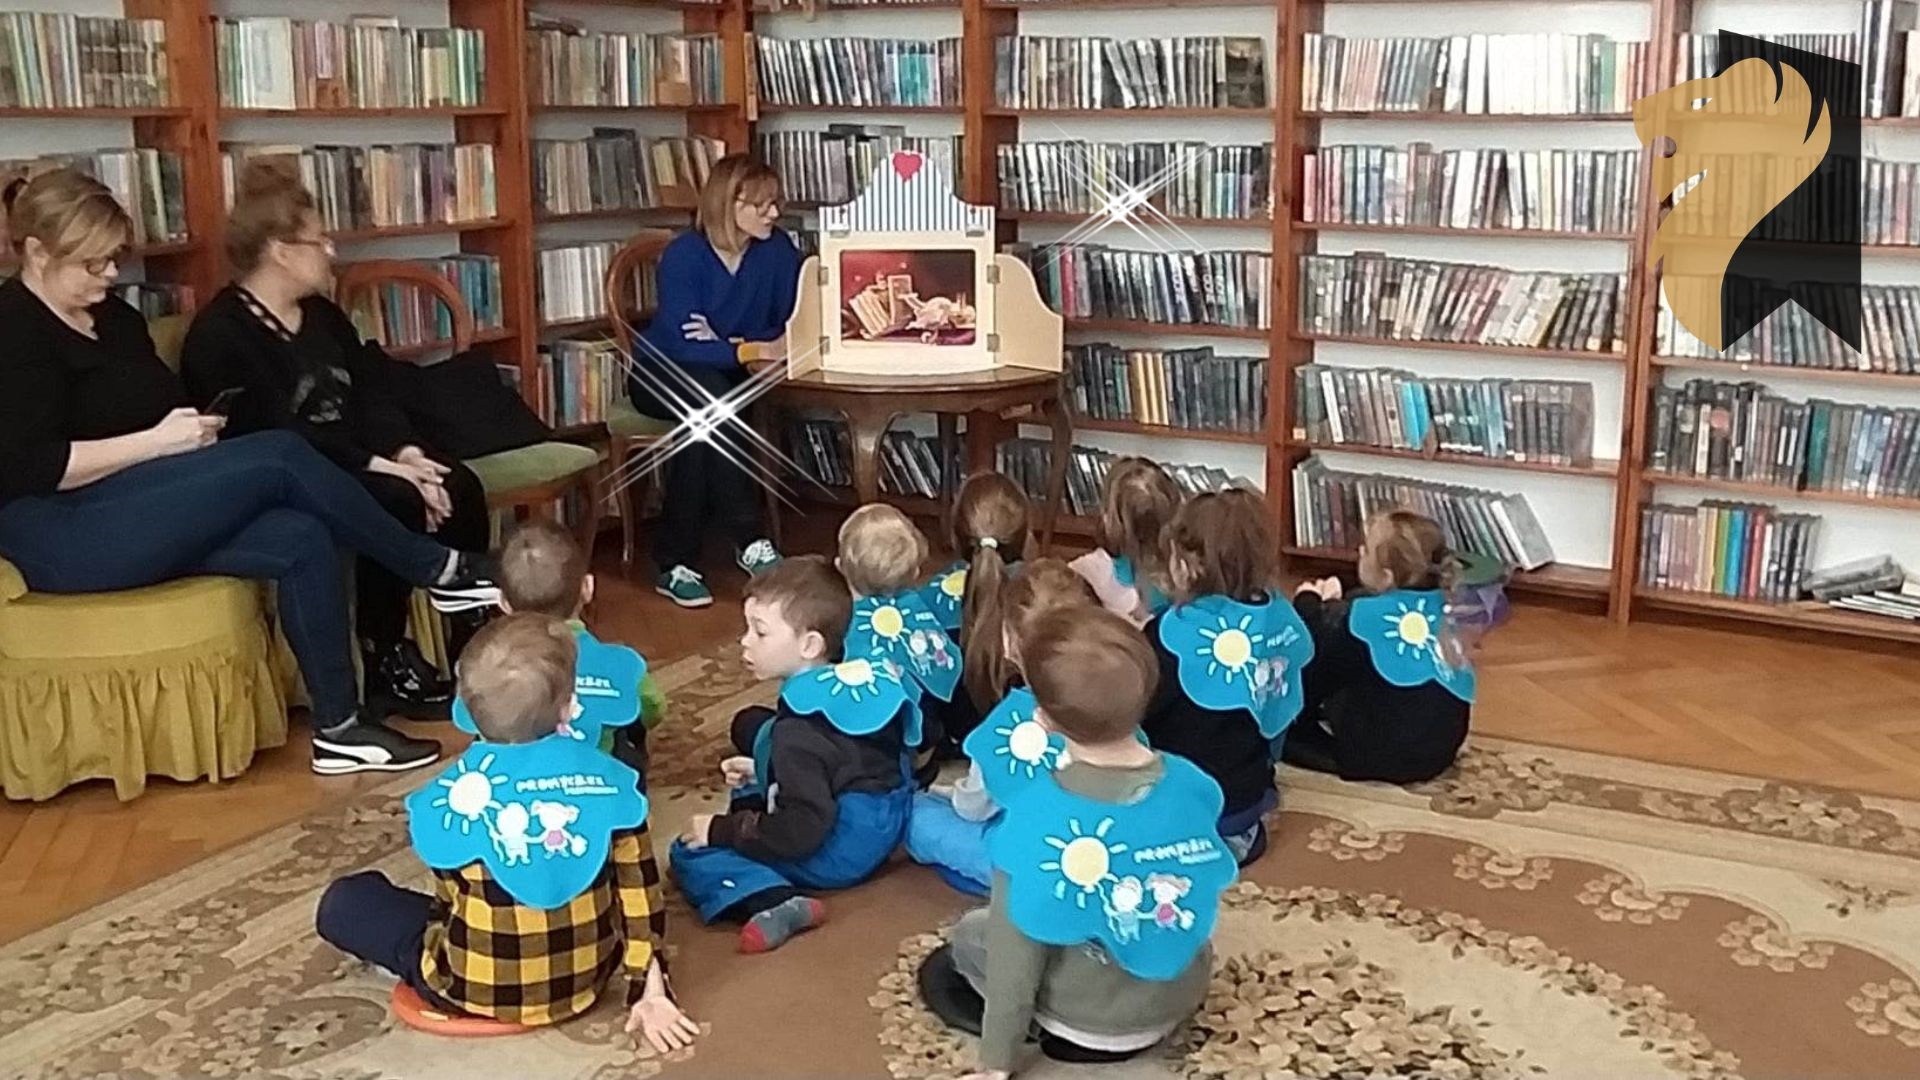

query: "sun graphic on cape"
xmin=1381 ymin=598 xmax=1439 ymax=657
xmin=938 ymin=568 xmax=967 ymax=601
xmin=1192 ymin=613 xmax=1268 ymax=684
xmin=820 ymin=658 xmax=887 ymax=703
xmin=991 ymin=716 xmax=1059 ymax=777
xmin=1041 ymin=817 xmax=1126 ymax=907
xmin=430 ymin=753 xmax=507 ymax=833
xmin=857 ymin=601 xmax=908 ymax=641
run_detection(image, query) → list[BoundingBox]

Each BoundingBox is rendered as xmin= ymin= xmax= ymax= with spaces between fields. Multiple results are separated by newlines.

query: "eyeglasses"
xmin=739 ymin=197 xmax=781 ymax=214
xmin=79 ymin=249 xmax=129 ymax=277
xmin=283 ymin=235 xmax=337 ymax=257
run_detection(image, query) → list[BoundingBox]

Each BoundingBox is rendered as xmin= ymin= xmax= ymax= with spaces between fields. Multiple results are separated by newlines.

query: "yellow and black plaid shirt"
xmin=418 ymin=822 xmax=668 ymax=1025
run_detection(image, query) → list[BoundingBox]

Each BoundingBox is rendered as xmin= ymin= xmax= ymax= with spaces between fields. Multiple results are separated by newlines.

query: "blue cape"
xmin=990 ymin=753 xmax=1235 ymax=980
xmin=920 ymin=560 xmax=969 ymax=631
xmin=1111 ymin=555 xmax=1171 ymax=617
xmin=778 ymin=659 xmax=924 ymax=748
xmin=845 ymin=590 xmax=962 ymax=703
xmin=407 ymin=736 xmax=647 ymax=910
xmin=454 ymin=628 xmax=646 ymax=746
xmin=963 ymin=688 xmax=1062 ymax=808
xmin=1157 ymin=595 xmax=1315 ymax=739
xmin=1348 ymin=590 xmax=1477 ymax=703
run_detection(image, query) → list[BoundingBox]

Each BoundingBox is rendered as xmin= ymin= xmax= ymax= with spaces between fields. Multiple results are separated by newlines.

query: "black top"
xmin=181 ymin=285 xmax=415 ymax=473
xmin=1141 ymin=611 xmax=1277 ymax=818
xmin=0 ymin=276 xmax=185 ymax=509
xmin=1296 ymin=591 xmax=1471 ymax=783
xmin=706 ymin=706 xmax=906 ymax=864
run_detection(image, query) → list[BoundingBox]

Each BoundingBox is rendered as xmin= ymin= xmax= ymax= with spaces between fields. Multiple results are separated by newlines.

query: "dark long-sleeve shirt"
xmin=636 ymin=228 xmax=801 ymax=370
xmin=0 ymin=276 xmax=184 ymax=509
xmin=1296 ymin=591 xmax=1471 ymax=783
xmin=706 ymin=707 xmax=906 ymax=863
xmin=180 ymin=286 xmax=415 ymax=472
xmin=1140 ymin=612 xmax=1277 ymax=818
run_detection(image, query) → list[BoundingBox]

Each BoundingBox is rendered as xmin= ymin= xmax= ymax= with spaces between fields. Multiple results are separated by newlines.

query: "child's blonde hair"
xmin=838 ymin=503 xmax=929 ymax=597
xmin=949 ymin=473 xmax=1031 ymax=706
xmin=498 ymin=520 xmax=588 ymax=619
xmin=1360 ymin=509 xmax=1471 ymax=667
xmin=1099 ymin=456 xmax=1181 ymax=601
xmin=1167 ymin=489 xmax=1276 ymax=604
xmin=460 ymin=614 xmax=578 ymax=744
xmin=992 ymin=557 xmax=1097 ymax=696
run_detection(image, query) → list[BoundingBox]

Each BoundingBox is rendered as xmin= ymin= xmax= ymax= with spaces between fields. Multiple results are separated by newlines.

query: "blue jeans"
xmin=0 ymin=430 xmax=449 ymax=728
xmin=905 ymin=792 xmax=993 ymax=897
xmin=671 ymin=785 xmax=914 ymax=923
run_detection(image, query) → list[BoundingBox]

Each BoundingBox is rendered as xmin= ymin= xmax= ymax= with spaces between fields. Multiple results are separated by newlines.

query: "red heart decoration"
xmin=892 ymin=152 xmax=923 ymax=182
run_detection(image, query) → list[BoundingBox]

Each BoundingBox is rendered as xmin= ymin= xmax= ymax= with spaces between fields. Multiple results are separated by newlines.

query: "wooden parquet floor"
xmin=5 ymin=516 xmax=1920 ymax=945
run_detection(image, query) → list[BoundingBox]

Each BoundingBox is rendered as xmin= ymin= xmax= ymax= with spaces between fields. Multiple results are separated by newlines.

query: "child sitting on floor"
xmin=1285 ymin=509 xmax=1475 ymax=783
xmin=1142 ymin=489 xmax=1314 ymax=865
xmin=838 ymin=503 xmax=961 ymax=710
xmin=917 ymin=606 xmax=1232 ymax=1080
xmin=317 ymin=614 xmax=697 ymax=1052
xmin=480 ymin=521 xmax=665 ymax=787
xmin=924 ymin=472 xmax=1032 ymax=756
xmin=906 ymin=558 xmax=1098 ymax=895
xmin=672 ymin=555 xmax=921 ymax=953
xmin=1070 ymin=456 xmax=1181 ymax=626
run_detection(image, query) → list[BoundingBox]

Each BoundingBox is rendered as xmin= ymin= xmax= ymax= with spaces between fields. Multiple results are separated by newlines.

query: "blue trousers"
xmin=671 ymin=786 xmax=913 ymax=923
xmin=315 ymin=870 xmax=461 ymax=1011
xmin=1220 ymin=788 xmax=1279 ymax=866
xmin=904 ymin=792 xmax=992 ymax=897
xmin=0 ymin=430 xmax=449 ymax=728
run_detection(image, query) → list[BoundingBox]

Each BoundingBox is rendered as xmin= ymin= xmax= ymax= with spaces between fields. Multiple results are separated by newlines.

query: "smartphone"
xmin=205 ymin=386 xmax=244 ymax=417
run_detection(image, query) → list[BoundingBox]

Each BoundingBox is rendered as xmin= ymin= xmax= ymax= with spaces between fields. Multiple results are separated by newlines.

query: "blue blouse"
xmin=637 ymin=228 xmax=803 ymax=369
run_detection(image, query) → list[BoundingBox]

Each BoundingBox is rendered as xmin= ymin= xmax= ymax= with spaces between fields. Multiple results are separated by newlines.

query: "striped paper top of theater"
xmin=821 ymin=151 xmax=993 ymax=237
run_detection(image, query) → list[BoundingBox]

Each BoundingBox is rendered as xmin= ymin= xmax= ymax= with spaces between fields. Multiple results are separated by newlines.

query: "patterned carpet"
xmin=3 ymin=643 xmax=1919 ymax=1080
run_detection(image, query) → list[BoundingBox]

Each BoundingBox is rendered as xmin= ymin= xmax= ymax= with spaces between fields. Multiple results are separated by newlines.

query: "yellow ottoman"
xmin=0 ymin=559 xmax=290 ymax=801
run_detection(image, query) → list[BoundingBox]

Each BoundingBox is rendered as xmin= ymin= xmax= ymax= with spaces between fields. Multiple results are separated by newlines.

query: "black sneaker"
xmin=312 ymin=719 xmax=441 ymax=776
xmin=363 ymin=638 xmax=454 ymax=715
xmin=428 ymin=553 xmax=501 ymax=614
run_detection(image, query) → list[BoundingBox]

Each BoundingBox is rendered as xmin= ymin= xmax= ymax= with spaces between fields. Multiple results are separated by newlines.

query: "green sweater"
xmin=564 ymin=619 xmax=666 ymax=738
xmin=978 ymin=755 xmax=1214 ymax=1072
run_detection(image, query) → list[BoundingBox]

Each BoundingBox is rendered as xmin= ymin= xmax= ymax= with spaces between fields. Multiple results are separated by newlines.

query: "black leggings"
xmin=629 ymin=360 xmax=765 ymax=573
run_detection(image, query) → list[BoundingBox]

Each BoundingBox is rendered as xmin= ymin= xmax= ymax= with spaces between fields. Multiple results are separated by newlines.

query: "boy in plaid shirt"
xmin=317 ymin=614 xmax=697 ymax=1051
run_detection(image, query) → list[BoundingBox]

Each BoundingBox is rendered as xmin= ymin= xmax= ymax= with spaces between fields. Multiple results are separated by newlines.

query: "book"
xmin=114 ymin=282 xmax=195 ymax=319
xmin=1302 ymin=144 xmax=1640 ymax=235
xmin=529 ymin=24 xmax=724 ymax=108
xmin=1638 ymin=500 xmax=1820 ymax=602
xmin=784 ymin=420 xmax=960 ymax=499
xmin=1646 ymin=378 xmax=1920 ymax=500
xmin=994 ymin=35 xmax=1269 ymax=110
xmin=1294 ymin=364 xmax=1596 ymax=467
xmin=1656 ymin=277 xmax=1920 ymax=374
xmin=998 ymin=438 xmax=1256 ymax=516
xmin=533 ymin=132 xmax=724 ymax=217
xmin=1678 ymin=14 xmax=1916 ymax=119
xmin=0 ymin=12 xmax=171 ymax=109
xmin=1804 ymin=554 xmax=1906 ymax=601
xmin=0 ymin=148 xmax=187 ymax=246
xmin=220 ymin=143 xmax=497 ymax=232
xmin=753 ymin=36 xmax=962 ymax=108
xmin=1302 ymin=33 xmax=1648 ymax=115
xmin=997 ymin=140 xmax=1272 ymax=222
xmin=1298 ymin=252 xmax=1627 ymax=353
xmin=1291 ymin=456 xmax=1557 ymax=571
xmin=759 ymin=127 xmax=960 ymax=208
xmin=348 ymin=255 xmax=503 ymax=349
xmin=1065 ymin=342 xmax=1268 ymax=435
xmin=1008 ymin=243 xmax=1273 ymax=331
xmin=535 ymin=338 xmax=630 ymax=428
xmin=216 ymin=18 xmax=486 ymax=110
xmin=537 ymin=241 xmax=658 ymax=326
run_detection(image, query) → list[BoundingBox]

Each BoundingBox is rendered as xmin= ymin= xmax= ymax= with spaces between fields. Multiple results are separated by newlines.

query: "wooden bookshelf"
xmin=1641 ymin=473 xmax=1920 ymax=514
xmin=385 ymin=326 xmax=516 ymax=361
xmin=1292 ymin=331 xmax=1628 ymax=363
xmin=1003 ymin=211 xmax=1271 ymax=229
xmin=1292 ymin=221 xmax=1636 ymax=242
xmin=1291 ymin=441 xmax=1621 ymax=480
xmin=1300 ymin=110 xmax=1634 ymax=122
xmin=1634 ymin=588 xmax=1920 ymax=646
xmin=0 ymin=106 xmax=191 ymax=118
xmin=1284 ymin=545 xmax=1612 ymax=599
xmin=1074 ymin=417 xmax=1268 ymax=446
xmin=1068 ymin=317 xmax=1270 ymax=340
xmin=984 ymin=107 xmax=1275 ymax=119
xmin=219 ymin=107 xmax=509 ymax=119
xmin=1650 ymin=356 xmax=1920 ymax=388
xmin=326 ymin=220 xmax=512 ymax=243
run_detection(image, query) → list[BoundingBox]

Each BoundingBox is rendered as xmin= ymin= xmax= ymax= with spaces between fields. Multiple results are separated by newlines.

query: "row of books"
xmin=1291 ymin=457 xmax=1557 ymax=571
xmin=537 ymin=241 xmax=620 ymax=326
xmin=216 ymin=18 xmax=486 ymax=111
xmin=1654 ymin=280 xmax=1920 ymax=374
xmin=220 ymin=144 xmax=496 ymax=233
xmin=1295 ymin=366 xmax=1596 ymax=467
xmin=1 ymin=149 xmax=187 ymax=247
xmin=533 ymin=132 xmax=723 ymax=218
xmin=1065 ymin=343 xmax=1268 ymax=436
xmin=528 ymin=26 xmax=724 ymax=109
xmin=1664 ymin=155 xmax=1920 ymax=248
xmin=993 ymin=35 xmax=1269 ymax=111
xmin=998 ymin=438 xmax=1255 ymax=517
xmin=1298 ymin=252 xmax=1628 ymax=355
xmin=346 ymin=255 xmax=504 ymax=349
xmin=1804 ymin=555 xmax=1920 ymax=621
xmin=759 ymin=127 xmax=960 ymax=208
xmin=1648 ymin=379 xmax=1920 ymax=500
xmin=0 ymin=12 xmax=170 ymax=109
xmin=1301 ymin=33 xmax=1650 ymax=116
xmin=785 ymin=421 xmax=957 ymax=499
xmin=1010 ymin=244 xmax=1273 ymax=331
xmin=1301 ymin=145 xmax=1642 ymax=236
xmin=753 ymin=36 xmax=961 ymax=108
xmin=535 ymin=338 xmax=627 ymax=429
xmin=997 ymin=142 xmax=1273 ymax=223
xmin=115 ymin=283 xmax=195 ymax=320
xmin=1674 ymin=7 xmax=1917 ymax=119
xmin=1637 ymin=501 xmax=1820 ymax=603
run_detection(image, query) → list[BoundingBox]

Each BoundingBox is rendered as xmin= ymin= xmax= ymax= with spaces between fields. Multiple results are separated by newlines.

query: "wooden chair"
xmin=604 ymin=231 xmax=678 ymax=569
xmin=336 ymin=260 xmax=606 ymax=559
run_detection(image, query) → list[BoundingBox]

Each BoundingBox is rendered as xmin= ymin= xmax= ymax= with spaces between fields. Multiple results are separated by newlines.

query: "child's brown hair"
xmin=459 ymin=613 xmax=578 ymax=744
xmin=498 ymin=520 xmax=587 ymax=619
xmin=1023 ymin=607 xmax=1158 ymax=745
xmin=949 ymin=472 xmax=1031 ymax=705
xmin=745 ymin=553 xmax=853 ymax=660
xmin=1167 ymin=489 xmax=1276 ymax=604
xmin=992 ymin=557 xmax=1097 ymax=694
xmin=1360 ymin=509 xmax=1471 ymax=666
xmin=838 ymin=503 xmax=929 ymax=597
xmin=1099 ymin=457 xmax=1181 ymax=601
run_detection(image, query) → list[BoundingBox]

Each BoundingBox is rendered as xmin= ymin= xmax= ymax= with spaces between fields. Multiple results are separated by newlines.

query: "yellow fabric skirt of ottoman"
xmin=0 ymin=568 xmax=290 ymax=802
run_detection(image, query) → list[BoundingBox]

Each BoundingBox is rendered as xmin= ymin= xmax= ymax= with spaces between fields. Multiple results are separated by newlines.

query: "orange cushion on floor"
xmin=389 ymin=983 xmax=530 ymax=1037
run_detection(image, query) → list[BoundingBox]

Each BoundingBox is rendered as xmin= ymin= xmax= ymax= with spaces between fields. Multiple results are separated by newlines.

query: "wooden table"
xmin=763 ymin=366 xmax=1074 ymax=549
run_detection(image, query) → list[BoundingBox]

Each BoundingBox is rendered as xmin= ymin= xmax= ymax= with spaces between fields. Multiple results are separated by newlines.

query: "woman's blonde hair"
xmin=3 ymin=167 xmax=134 ymax=264
xmin=1099 ymin=456 xmax=1181 ymax=602
xmin=950 ymin=473 xmax=1031 ymax=707
xmin=697 ymin=153 xmax=781 ymax=253
xmin=1167 ymin=489 xmax=1277 ymax=604
xmin=1360 ymin=509 xmax=1470 ymax=667
xmin=992 ymin=557 xmax=1097 ymax=695
xmin=838 ymin=503 xmax=929 ymax=597
xmin=225 ymin=156 xmax=317 ymax=276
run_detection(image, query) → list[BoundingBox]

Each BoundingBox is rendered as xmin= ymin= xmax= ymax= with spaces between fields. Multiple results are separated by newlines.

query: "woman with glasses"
xmin=630 ymin=154 xmax=795 ymax=609
xmin=0 ymin=167 xmax=496 ymax=777
xmin=180 ymin=158 xmax=490 ymax=723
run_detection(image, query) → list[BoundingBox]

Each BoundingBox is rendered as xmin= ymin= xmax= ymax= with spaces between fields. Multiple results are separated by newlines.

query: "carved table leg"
xmin=1041 ymin=392 xmax=1073 ymax=552
xmin=845 ymin=404 xmax=894 ymax=507
xmin=937 ymin=413 xmax=959 ymax=507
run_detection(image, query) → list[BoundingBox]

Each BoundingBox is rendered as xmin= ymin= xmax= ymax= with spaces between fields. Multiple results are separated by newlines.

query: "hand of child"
xmin=719 ymin=755 xmax=756 ymax=789
xmin=1317 ymin=576 xmax=1344 ymax=599
xmin=626 ymin=994 xmax=700 ymax=1055
xmin=680 ymin=813 xmax=714 ymax=849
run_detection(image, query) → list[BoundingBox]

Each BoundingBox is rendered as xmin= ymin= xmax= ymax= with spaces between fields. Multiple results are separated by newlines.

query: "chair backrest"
xmin=604 ymin=230 xmax=675 ymax=352
xmin=335 ymin=259 xmax=475 ymax=355
xmin=149 ymin=314 xmax=189 ymax=372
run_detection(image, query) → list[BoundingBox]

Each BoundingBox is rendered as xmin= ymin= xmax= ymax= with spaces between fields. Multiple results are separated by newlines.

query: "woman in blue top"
xmin=630 ymin=155 xmax=800 ymax=608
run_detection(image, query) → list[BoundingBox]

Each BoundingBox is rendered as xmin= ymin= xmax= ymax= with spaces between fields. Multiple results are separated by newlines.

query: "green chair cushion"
xmin=608 ymin=397 xmax=675 ymax=439
xmin=466 ymin=441 xmax=600 ymax=496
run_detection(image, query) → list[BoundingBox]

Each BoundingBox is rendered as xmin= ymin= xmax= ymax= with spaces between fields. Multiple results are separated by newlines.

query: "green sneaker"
xmin=736 ymin=539 xmax=782 ymax=577
xmin=655 ymin=565 xmax=713 ymax=609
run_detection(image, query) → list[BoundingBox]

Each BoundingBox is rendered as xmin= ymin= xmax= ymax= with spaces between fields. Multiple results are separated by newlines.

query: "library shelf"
xmin=985 ymin=107 xmax=1274 ymax=120
xmin=544 ymin=1 xmax=726 ymax=8
xmin=985 ymin=0 xmax=1274 ymax=8
xmin=133 ymin=239 xmax=197 ymax=258
xmin=384 ymin=326 xmax=514 ymax=361
xmin=535 ymin=206 xmax=694 ymax=224
xmin=1301 ymin=110 xmax=1633 ymax=122
xmin=1640 ymin=472 xmax=1920 ymax=514
xmin=0 ymin=106 xmax=190 ymax=119
xmin=754 ymin=103 xmax=963 ymax=115
xmin=220 ymin=106 xmax=508 ymax=119
xmin=1651 ymin=356 xmax=1920 ymax=388
xmin=763 ymin=0 xmax=963 ymax=10
xmin=1067 ymin=317 xmax=1269 ymax=341
xmin=1293 ymin=441 xmax=1622 ymax=480
xmin=1633 ymin=588 xmax=1920 ymax=646
xmin=1293 ymin=331 xmax=1627 ymax=364
xmin=531 ymin=103 xmax=735 ymax=114
xmin=1003 ymin=210 xmax=1271 ymax=229
xmin=540 ymin=314 xmax=616 ymax=336
xmin=1284 ymin=545 xmax=1612 ymax=599
xmin=1072 ymin=416 xmax=1267 ymax=445
xmin=327 ymin=219 xmax=511 ymax=243
xmin=808 ymin=489 xmax=1100 ymax=538
xmin=1292 ymin=221 xmax=1634 ymax=242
